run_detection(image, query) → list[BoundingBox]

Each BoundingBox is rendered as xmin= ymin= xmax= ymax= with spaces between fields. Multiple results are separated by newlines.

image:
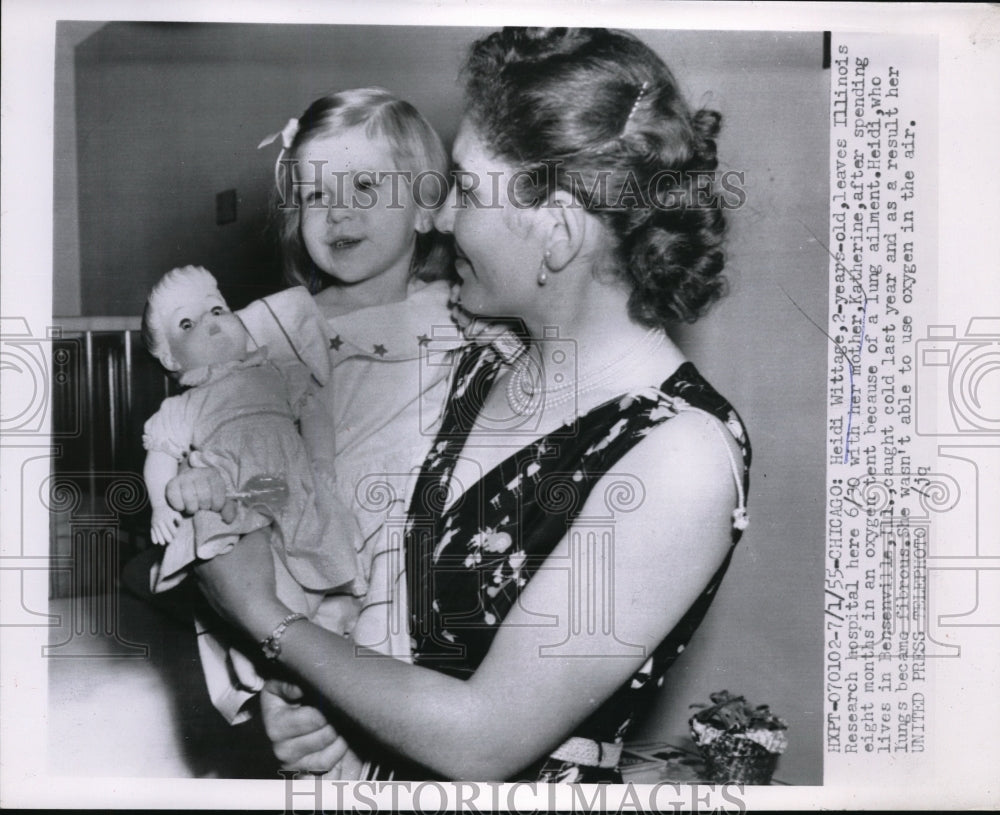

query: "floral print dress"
xmin=399 ymin=342 xmax=751 ymax=782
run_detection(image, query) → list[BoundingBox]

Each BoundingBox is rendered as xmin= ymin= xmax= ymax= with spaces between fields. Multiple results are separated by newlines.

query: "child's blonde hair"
xmin=141 ymin=265 xmax=222 ymax=371
xmin=272 ymin=87 xmax=453 ymax=292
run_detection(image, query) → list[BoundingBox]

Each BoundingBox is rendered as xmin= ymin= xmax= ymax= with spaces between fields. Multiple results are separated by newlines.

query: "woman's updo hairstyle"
xmin=463 ymin=27 xmax=727 ymax=326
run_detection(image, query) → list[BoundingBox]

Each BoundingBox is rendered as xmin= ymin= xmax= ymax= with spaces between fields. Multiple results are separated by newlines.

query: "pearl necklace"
xmin=504 ymin=328 xmax=667 ymax=417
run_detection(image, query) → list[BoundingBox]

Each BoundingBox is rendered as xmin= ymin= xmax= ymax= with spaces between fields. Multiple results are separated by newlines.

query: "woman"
xmin=172 ymin=26 xmax=750 ymax=782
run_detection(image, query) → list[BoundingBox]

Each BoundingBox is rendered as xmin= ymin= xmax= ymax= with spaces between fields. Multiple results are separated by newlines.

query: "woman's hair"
xmin=141 ymin=265 xmax=221 ymax=370
xmin=273 ymin=87 xmax=452 ymax=292
xmin=463 ymin=28 xmax=728 ymax=326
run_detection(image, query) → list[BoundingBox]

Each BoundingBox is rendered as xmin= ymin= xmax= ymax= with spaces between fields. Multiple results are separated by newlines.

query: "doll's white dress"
xmin=144 ymin=348 xmax=356 ymax=594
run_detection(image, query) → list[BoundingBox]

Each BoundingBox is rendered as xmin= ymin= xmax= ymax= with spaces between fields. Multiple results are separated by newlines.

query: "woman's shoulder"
xmin=660 ymin=363 xmax=742 ymax=421
xmin=653 ymin=362 xmax=750 ymax=465
xmin=589 ymin=368 xmax=747 ymax=540
xmin=578 ymin=409 xmax=739 ymax=592
xmin=630 ymin=406 xmax=739 ymax=487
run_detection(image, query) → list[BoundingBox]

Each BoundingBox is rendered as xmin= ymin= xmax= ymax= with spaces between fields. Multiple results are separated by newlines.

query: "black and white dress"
xmin=396 ymin=342 xmax=751 ymax=782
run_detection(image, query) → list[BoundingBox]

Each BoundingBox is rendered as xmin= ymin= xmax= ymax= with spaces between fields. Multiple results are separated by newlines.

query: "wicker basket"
xmin=689 ymin=720 xmax=782 ymax=785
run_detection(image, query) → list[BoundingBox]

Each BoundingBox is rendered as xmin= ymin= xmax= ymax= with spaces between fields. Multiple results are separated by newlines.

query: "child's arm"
xmin=145 ymin=449 xmax=183 ymax=545
xmin=297 ymin=382 xmax=338 ymax=478
xmin=238 ymin=288 xmax=331 ymax=385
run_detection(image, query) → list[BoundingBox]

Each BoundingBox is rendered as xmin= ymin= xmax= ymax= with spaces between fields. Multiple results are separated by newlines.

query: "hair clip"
xmin=622 ymin=80 xmax=650 ymax=133
xmin=258 ymin=118 xmax=301 ymax=191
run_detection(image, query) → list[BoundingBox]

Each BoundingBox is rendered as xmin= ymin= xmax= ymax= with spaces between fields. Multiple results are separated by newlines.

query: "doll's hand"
xmin=150 ymin=505 xmax=182 ymax=545
xmin=166 ymin=467 xmax=238 ymax=523
xmin=261 ymin=679 xmax=350 ymax=772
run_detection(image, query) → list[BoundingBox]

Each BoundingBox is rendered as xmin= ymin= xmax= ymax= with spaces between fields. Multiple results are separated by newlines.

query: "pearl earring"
xmin=537 ymin=251 xmax=552 ymax=286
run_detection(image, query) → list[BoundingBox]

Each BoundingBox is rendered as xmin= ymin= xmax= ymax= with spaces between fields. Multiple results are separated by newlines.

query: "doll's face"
xmin=159 ymin=285 xmax=247 ymax=373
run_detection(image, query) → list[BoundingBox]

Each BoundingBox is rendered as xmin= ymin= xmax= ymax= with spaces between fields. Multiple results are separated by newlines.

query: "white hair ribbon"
xmin=257 ymin=117 xmax=300 ymax=150
xmin=258 ymin=118 xmax=301 ymax=191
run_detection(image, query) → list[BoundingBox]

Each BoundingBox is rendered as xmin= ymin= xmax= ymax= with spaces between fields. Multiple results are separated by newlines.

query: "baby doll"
xmin=141 ymin=265 xmax=360 ymax=721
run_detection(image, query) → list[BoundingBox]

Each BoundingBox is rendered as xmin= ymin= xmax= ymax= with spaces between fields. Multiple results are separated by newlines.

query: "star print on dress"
xmin=329 ymin=335 xmax=343 ymax=351
xmin=373 ymin=344 xmax=388 ymax=357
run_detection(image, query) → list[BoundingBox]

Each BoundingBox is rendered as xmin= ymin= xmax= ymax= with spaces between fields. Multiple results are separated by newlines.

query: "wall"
xmin=61 ymin=24 xmax=827 ymax=783
xmin=53 ymin=21 xmax=105 ymax=315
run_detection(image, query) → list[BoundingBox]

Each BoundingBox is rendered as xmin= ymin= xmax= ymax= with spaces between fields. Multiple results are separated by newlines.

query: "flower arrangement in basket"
xmin=689 ymin=690 xmax=788 ymax=784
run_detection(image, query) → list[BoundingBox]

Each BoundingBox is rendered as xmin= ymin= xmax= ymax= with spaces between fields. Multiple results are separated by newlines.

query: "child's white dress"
xmin=238 ymin=282 xmax=467 ymax=659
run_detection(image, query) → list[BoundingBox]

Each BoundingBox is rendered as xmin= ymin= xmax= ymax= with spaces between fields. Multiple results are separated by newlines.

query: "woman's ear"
xmin=538 ymin=189 xmax=587 ymax=271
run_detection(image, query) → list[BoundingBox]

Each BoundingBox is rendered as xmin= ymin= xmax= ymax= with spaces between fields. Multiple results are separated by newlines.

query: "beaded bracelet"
xmin=260 ymin=612 xmax=308 ymax=661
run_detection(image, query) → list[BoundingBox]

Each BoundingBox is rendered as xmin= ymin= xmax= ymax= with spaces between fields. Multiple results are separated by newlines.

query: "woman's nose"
xmin=433 ymin=184 xmax=457 ymax=233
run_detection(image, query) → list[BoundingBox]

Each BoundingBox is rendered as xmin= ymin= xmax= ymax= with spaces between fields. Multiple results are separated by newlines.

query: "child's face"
xmin=294 ymin=127 xmax=426 ymax=300
xmin=160 ymin=285 xmax=247 ymax=372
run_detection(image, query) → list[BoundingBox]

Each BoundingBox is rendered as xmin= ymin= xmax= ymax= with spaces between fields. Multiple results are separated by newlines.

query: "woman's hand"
xmin=165 ymin=465 xmax=238 ymax=523
xmin=261 ymin=679 xmax=351 ymax=773
xmin=193 ymin=528 xmax=287 ymax=638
